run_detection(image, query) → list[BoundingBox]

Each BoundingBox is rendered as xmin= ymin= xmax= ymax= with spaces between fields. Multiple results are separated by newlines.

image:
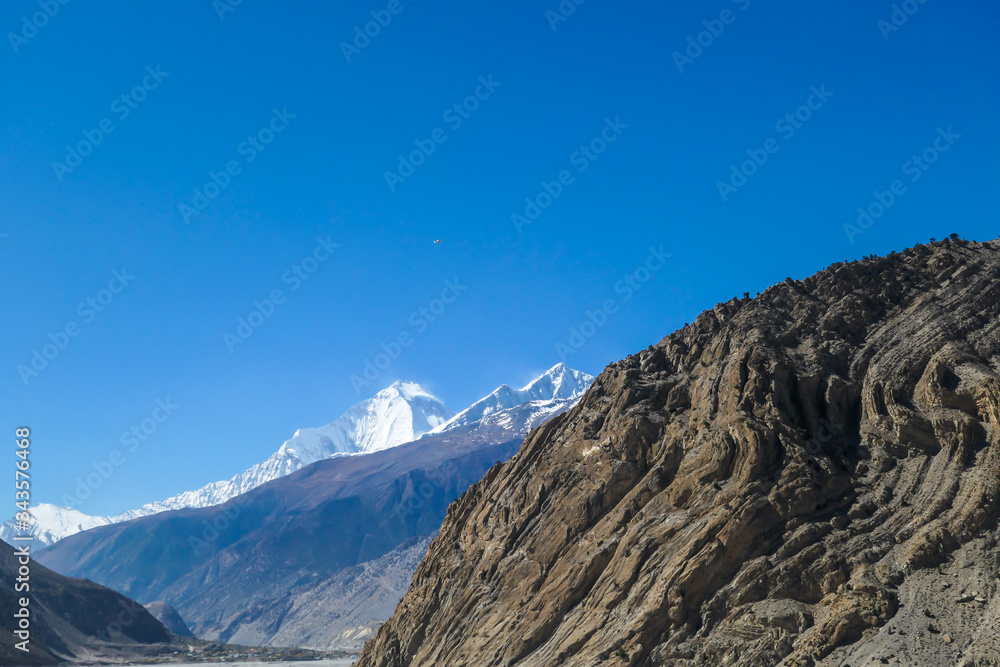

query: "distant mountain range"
xmin=34 ymin=364 xmax=594 ymax=650
xmin=2 ymin=379 xmax=456 ymax=548
xmin=0 ymin=504 xmax=114 ymax=547
xmin=429 ymin=363 xmax=592 ymax=434
xmin=105 ymin=379 xmax=456 ymax=521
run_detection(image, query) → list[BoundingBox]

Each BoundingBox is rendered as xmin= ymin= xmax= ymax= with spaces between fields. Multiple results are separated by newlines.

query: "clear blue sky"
xmin=2 ymin=0 xmax=997 ymax=514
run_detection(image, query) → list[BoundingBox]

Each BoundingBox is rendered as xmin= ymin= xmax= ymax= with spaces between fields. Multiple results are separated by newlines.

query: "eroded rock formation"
xmin=358 ymin=238 xmax=1000 ymax=666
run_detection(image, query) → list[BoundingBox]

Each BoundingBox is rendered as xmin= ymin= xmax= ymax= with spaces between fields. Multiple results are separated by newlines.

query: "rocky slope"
xmin=0 ymin=541 xmax=172 ymax=665
xmin=358 ymin=238 xmax=1000 ymax=667
xmin=221 ymin=534 xmax=437 ymax=650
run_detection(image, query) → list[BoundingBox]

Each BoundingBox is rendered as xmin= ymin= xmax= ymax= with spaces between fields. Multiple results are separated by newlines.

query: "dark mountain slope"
xmin=358 ymin=238 xmax=1000 ymax=667
xmin=0 ymin=541 xmax=171 ymax=665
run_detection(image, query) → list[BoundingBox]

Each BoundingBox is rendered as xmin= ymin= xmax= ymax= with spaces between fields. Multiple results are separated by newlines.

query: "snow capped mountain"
xmin=0 ymin=504 xmax=113 ymax=548
xmin=471 ymin=397 xmax=585 ymax=437
xmin=428 ymin=363 xmax=593 ymax=435
xmin=287 ymin=380 xmax=453 ymax=457
xmin=37 ymin=366 xmax=596 ymax=648
xmin=519 ymin=362 xmax=595 ymax=401
xmin=3 ymin=382 xmax=453 ymax=547
xmin=4 ymin=368 xmax=593 ymax=549
xmin=111 ymin=380 xmax=454 ymax=521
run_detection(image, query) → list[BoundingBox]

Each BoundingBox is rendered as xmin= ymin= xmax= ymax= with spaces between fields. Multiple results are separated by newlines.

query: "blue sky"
xmin=2 ymin=0 xmax=997 ymax=514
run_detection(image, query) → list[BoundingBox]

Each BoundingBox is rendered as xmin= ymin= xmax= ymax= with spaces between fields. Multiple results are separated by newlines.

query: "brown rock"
xmin=357 ymin=239 xmax=1000 ymax=666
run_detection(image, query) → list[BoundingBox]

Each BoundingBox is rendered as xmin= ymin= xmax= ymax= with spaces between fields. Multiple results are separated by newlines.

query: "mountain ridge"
xmin=1 ymin=380 xmax=454 ymax=548
xmin=18 ymin=366 xmax=587 ymax=548
xmin=36 ymin=365 xmax=594 ymax=650
xmin=428 ymin=363 xmax=594 ymax=435
xmin=112 ymin=379 xmax=455 ymax=519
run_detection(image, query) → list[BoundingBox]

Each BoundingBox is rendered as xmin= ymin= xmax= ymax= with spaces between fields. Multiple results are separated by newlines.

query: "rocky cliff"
xmin=357 ymin=238 xmax=1000 ymax=667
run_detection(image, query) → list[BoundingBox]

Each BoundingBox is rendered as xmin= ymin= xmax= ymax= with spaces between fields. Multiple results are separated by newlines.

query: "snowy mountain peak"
xmin=325 ymin=380 xmax=453 ymax=456
xmin=519 ymin=363 xmax=594 ymax=401
xmin=385 ymin=380 xmax=436 ymax=401
xmin=0 ymin=503 xmax=112 ymax=548
xmin=201 ymin=380 xmax=454 ymax=502
xmin=4 ymin=382 xmax=455 ymax=547
xmin=1 ymin=371 xmax=588 ymax=549
xmin=428 ymin=365 xmax=594 ymax=435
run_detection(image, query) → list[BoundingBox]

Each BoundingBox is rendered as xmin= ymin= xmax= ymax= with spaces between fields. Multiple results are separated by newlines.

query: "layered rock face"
xmin=358 ymin=239 xmax=1000 ymax=667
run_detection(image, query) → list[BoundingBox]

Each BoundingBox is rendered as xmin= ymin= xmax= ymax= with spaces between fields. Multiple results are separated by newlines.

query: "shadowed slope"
xmin=0 ymin=541 xmax=171 ymax=665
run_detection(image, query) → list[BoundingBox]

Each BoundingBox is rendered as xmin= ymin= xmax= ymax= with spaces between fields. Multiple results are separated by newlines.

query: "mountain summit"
xmin=113 ymin=380 xmax=455 ymax=517
xmin=359 ymin=239 xmax=1000 ymax=667
xmin=245 ymin=379 xmax=454 ymax=468
xmin=430 ymin=363 xmax=594 ymax=434
xmin=0 ymin=503 xmax=112 ymax=547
